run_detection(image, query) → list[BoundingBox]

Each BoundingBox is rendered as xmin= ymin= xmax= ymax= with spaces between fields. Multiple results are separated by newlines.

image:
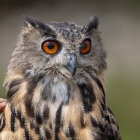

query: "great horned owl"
xmin=0 ymin=16 xmax=121 ymax=140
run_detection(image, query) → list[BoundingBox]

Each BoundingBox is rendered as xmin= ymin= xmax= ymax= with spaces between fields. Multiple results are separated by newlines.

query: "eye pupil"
xmin=48 ymin=43 xmax=54 ymax=49
xmin=82 ymin=43 xmax=87 ymax=49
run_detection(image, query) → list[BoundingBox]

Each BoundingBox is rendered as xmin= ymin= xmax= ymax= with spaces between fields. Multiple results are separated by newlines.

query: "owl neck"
xmin=5 ymin=70 xmax=107 ymax=125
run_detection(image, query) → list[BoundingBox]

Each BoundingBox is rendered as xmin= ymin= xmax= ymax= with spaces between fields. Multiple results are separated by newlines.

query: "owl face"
xmin=10 ymin=16 xmax=106 ymax=80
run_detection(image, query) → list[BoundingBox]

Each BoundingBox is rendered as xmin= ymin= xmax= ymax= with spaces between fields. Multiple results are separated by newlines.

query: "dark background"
xmin=0 ymin=0 xmax=140 ymax=139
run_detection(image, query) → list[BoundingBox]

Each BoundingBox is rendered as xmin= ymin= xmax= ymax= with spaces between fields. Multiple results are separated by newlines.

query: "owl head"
xmin=8 ymin=16 xmax=106 ymax=80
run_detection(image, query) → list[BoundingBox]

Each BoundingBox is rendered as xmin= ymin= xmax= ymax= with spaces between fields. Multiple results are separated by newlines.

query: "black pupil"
xmin=82 ymin=43 xmax=87 ymax=49
xmin=48 ymin=43 xmax=54 ymax=49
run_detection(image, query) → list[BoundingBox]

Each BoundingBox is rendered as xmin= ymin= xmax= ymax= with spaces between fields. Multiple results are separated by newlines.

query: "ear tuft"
xmin=24 ymin=15 xmax=37 ymax=27
xmin=23 ymin=15 xmax=56 ymax=36
xmin=85 ymin=16 xmax=99 ymax=34
xmin=23 ymin=15 xmax=47 ymax=30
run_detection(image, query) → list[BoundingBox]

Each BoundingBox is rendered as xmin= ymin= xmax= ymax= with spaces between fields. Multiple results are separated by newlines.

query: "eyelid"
xmin=44 ymin=37 xmax=62 ymax=47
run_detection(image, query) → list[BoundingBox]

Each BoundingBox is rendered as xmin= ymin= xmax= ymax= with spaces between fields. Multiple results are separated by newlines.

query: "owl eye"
xmin=80 ymin=39 xmax=91 ymax=54
xmin=42 ymin=40 xmax=60 ymax=54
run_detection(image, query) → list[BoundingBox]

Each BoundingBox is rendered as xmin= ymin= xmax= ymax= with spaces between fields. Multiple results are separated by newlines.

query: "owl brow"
xmin=38 ymin=23 xmax=56 ymax=37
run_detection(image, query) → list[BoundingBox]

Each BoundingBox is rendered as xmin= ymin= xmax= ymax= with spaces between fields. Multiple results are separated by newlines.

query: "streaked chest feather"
xmin=0 ymin=73 xmax=121 ymax=140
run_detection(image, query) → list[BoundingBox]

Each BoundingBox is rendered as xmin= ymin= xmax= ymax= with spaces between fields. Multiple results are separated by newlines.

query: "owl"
xmin=0 ymin=16 xmax=121 ymax=140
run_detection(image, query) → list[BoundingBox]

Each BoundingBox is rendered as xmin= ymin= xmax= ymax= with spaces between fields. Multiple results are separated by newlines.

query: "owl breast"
xmin=0 ymin=69 xmax=121 ymax=140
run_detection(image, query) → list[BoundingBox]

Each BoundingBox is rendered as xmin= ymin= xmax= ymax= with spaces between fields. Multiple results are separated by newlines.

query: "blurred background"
xmin=0 ymin=0 xmax=140 ymax=139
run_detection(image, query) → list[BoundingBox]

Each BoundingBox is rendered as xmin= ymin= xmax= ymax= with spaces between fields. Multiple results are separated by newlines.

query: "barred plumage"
xmin=0 ymin=16 xmax=121 ymax=140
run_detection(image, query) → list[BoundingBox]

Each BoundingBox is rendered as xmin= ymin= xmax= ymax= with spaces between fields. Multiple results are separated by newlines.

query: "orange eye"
xmin=42 ymin=40 xmax=59 ymax=54
xmin=80 ymin=39 xmax=91 ymax=54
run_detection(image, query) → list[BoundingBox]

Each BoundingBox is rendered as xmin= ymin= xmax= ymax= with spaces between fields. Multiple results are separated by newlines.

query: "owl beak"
xmin=66 ymin=53 xmax=77 ymax=76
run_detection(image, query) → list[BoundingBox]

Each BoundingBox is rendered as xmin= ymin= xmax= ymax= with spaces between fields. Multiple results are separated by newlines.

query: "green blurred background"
xmin=0 ymin=0 xmax=140 ymax=139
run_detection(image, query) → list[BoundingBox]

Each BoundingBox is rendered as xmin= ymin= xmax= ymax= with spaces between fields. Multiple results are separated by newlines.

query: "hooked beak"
xmin=66 ymin=53 xmax=77 ymax=76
